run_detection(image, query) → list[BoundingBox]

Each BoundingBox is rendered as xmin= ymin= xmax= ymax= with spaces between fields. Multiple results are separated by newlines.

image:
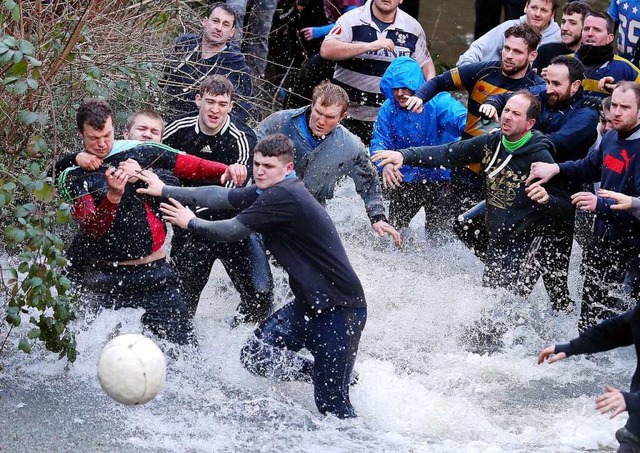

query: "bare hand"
xmin=105 ymin=167 xmax=128 ymax=203
xmin=220 ymin=163 xmax=247 ymax=187
xmin=370 ymin=38 xmax=394 ymax=53
xmin=598 ymin=76 xmax=616 ymax=92
xmin=300 ymin=27 xmax=314 ymax=41
xmin=479 ymin=104 xmax=499 ymax=123
xmin=525 ymin=182 xmax=550 ymax=205
xmin=404 ymin=96 xmax=424 ymax=113
xmin=160 ymin=198 xmax=195 ymax=230
xmin=526 ymin=162 xmax=559 ymax=185
xmin=598 ymin=188 xmax=634 ymax=210
xmin=135 ymin=169 xmax=165 ymax=197
xmin=595 ymin=385 xmax=626 ymax=419
xmin=371 ymin=150 xmax=405 ymax=171
xmin=382 ymin=163 xmax=404 ymax=189
xmin=77 ymin=152 xmax=103 ymax=171
xmin=118 ymin=158 xmax=142 ymax=182
xmin=537 ymin=345 xmax=567 ymax=364
xmin=372 ymin=220 xmax=402 ymax=248
xmin=540 ymin=66 xmax=549 ymax=80
xmin=571 ymin=191 xmax=597 ymax=211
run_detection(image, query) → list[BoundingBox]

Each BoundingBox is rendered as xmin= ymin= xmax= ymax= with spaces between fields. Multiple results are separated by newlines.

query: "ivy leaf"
xmin=17 ymin=110 xmax=39 ymax=125
xmin=27 ymin=328 xmax=41 ymax=339
xmin=34 ymin=183 xmax=53 ymax=202
xmin=18 ymin=339 xmax=31 ymax=354
xmin=18 ymin=39 xmax=35 ymax=56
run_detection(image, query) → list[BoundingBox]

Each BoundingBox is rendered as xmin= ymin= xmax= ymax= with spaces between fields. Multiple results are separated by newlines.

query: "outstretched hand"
xmin=537 ymin=345 xmax=567 ymax=364
xmin=371 ymin=150 xmax=405 ymax=172
xmin=135 ymin=169 xmax=165 ymax=197
xmin=372 ymin=220 xmax=402 ymax=248
xmin=598 ymin=188 xmax=634 ymax=210
xmin=404 ymin=96 xmax=424 ymax=113
xmin=595 ymin=385 xmax=626 ymax=419
xmin=105 ymin=167 xmax=128 ymax=203
xmin=526 ymin=162 xmax=559 ymax=186
xmin=382 ymin=163 xmax=404 ymax=189
xmin=479 ymin=103 xmax=499 ymax=122
xmin=159 ymin=198 xmax=195 ymax=230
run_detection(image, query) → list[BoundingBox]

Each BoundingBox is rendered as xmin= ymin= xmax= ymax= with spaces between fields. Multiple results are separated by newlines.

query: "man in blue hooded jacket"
xmin=370 ymin=56 xmax=467 ymax=236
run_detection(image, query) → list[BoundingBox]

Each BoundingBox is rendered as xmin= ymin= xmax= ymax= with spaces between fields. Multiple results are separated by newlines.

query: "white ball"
xmin=97 ymin=334 xmax=166 ymax=405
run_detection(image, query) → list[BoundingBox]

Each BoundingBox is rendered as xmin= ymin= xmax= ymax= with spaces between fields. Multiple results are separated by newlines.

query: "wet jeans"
xmin=241 ymin=301 xmax=366 ymax=418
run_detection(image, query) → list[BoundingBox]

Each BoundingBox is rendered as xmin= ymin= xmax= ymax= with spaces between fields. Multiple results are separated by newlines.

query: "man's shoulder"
xmin=163 ymin=112 xmax=199 ymax=140
xmin=174 ymin=33 xmax=199 ymax=49
xmin=227 ymin=114 xmax=257 ymax=140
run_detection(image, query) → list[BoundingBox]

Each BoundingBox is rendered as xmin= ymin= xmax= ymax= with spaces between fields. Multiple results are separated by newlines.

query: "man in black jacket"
xmin=161 ymin=2 xmax=254 ymax=123
xmin=373 ymin=90 xmax=572 ymax=296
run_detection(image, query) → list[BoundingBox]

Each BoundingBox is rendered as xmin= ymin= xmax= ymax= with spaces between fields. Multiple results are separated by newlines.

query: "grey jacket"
xmin=254 ymin=106 xmax=385 ymax=221
xmin=457 ymin=15 xmax=561 ymax=67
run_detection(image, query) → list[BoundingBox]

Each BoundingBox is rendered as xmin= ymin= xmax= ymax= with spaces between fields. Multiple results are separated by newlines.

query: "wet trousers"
xmin=82 ymin=259 xmax=194 ymax=345
xmin=171 ymin=228 xmax=274 ymax=322
xmin=240 ymin=301 xmax=367 ymax=418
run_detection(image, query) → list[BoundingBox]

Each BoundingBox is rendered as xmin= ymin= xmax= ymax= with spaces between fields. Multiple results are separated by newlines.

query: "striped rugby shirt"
xmin=323 ymin=0 xmax=430 ymax=121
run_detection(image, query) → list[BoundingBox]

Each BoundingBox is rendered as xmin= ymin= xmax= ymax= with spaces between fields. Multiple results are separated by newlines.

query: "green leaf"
xmin=12 ymin=50 xmax=23 ymax=63
xmin=18 ymin=39 xmax=35 ymax=56
xmin=27 ymin=328 xmax=41 ymax=339
xmin=18 ymin=339 xmax=31 ymax=354
xmin=30 ymin=162 xmax=40 ymax=175
xmin=34 ymin=183 xmax=53 ymax=202
xmin=30 ymin=277 xmax=43 ymax=287
xmin=25 ymin=55 xmax=41 ymax=67
xmin=10 ymin=59 xmax=28 ymax=76
xmin=86 ymin=66 xmax=101 ymax=79
xmin=10 ymin=80 xmax=28 ymax=95
xmin=26 ymin=77 xmax=38 ymax=89
xmin=0 ymin=50 xmax=15 ymax=64
xmin=6 ymin=312 xmax=21 ymax=327
xmin=3 ymin=182 xmax=16 ymax=191
xmin=17 ymin=110 xmax=39 ymax=125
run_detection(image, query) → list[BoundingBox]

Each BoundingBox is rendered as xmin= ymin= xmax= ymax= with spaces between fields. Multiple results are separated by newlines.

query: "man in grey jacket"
xmin=254 ymin=81 xmax=401 ymax=246
xmin=458 ymin=0 xmax=560 ymax=66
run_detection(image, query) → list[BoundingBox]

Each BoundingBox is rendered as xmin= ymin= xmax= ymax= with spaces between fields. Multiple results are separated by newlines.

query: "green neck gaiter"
xmin=501 ymin=131 xmax=533 ymax=153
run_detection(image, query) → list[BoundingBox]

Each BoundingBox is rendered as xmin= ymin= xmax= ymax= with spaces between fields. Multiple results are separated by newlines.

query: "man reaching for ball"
xmin=137 ymin=133 xmax=366 ymax=418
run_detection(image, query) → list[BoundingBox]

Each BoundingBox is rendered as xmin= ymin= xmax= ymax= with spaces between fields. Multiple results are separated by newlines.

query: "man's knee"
xmin=240 ymin=336 xmax=268 ymax=377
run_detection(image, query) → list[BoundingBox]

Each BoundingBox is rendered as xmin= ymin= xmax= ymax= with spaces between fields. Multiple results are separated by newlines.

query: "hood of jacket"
xmin=379 ymin=56 xmax=425 ymax=106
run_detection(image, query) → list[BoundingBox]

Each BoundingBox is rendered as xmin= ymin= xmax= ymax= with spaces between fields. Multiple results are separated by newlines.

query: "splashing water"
xmin=0 ymin=181 xmax=633 ymax=452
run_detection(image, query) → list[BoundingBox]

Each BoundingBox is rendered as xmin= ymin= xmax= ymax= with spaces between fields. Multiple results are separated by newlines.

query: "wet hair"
xmin=615 ymin=81 xmax=640 ymax=109
xmin=526 ymin=0 xmax=559 ymax=13
xmin=254 ymin=133 xmax=295 ymax=163
xmin=601 ymin=95 xmax=612 ymax=111
xmin=549 ymin=55 xmax=585 ymax=84
xmin=562 ymin=0 xmax=591 ymax=19
xmin=76 ymin=98 xmax=114 ymax=132
xmin=312 ymin=80 xmax=350 ymax=114
xmin=511 ymin=89 xmax=541 ymax=121
xmin=208 ymin=2 xmax=237 ymax=27
xmin=504 ymin=23 xmax=541 ymax=52
xmin=585 ymin=10 xmax=615 ymax=34
xmin=199 ymin=75 xmax=234 ymax=99
xmin=125 ymin=110 xmax=164 ymax=135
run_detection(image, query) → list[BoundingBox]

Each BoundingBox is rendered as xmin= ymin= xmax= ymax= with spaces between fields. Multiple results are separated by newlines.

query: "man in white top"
xmin=458 ymin=0 xmax=561 ymax=66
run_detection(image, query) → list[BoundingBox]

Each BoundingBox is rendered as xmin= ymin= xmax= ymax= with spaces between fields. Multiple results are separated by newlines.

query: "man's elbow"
xmin=319 ymin=43 xmax=331 ymax=60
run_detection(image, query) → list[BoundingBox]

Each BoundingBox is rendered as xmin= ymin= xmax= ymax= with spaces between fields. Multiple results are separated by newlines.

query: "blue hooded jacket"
xmin=370 ymin=57 xmax=467 ymax=183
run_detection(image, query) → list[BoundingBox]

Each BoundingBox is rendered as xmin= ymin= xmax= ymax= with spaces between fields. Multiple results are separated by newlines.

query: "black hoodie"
xmin=401 ymin=130 xmax=572 ymax=238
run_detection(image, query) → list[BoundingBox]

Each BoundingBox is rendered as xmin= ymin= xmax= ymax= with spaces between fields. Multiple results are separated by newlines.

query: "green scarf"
xmin=501 ymin=131 xmax=533 ymax=153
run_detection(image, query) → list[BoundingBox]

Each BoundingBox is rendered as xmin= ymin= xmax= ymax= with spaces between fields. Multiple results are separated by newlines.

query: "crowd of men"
xmin=52 ymin=0 xmax=640 ymax=446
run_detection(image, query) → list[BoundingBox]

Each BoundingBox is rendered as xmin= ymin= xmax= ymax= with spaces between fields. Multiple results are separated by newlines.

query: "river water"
xmin=0 ymin=179 xmax=634 ymax=453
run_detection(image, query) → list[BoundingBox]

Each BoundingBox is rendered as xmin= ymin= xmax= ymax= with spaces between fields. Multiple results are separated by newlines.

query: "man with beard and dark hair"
xmin=528 ymin=81 xmax=640 ymax=332
xmin=404 ymin=24 xmax=544 ymax=208
xmin=475 ymin=56 xmax=599 ymax=312
xmin=576 ymin=10 xmax=640 ymax=102
xmin=373 ymin=91 xmax=573 ymax=296
xmin=532 ymin=1 xmax=592 ymax=73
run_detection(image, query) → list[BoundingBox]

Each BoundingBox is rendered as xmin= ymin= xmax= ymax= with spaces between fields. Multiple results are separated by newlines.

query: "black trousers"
xmin=83 ymin=259 xmax=194 ymax=345
xmin=171 ymin=228 xmax=274 ymax=322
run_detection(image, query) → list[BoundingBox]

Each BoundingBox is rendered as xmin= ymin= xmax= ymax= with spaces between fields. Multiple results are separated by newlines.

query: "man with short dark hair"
xmin=255 ymin=81 xmax=401 ymax=245
xmin=528 ymin=81 xmax=640 ymax=331
xmin=137 ymin=133 xmax=368 ymax=419
xmin=532 ymin=1 xmax=592 ymax=73
xmin=56 ymin=99 xmax=238 ymax=344
xmin=373 ymin=91 xmax=572 ymax=296
xmin=479 ymin=56 xmax=599 ymax=311
xmin=577 ymin=10 xmax=640 ymax=101
xmin=405 ymin=24 xmax=544 ymax=207
xmin=161 ymin=2 xmax=254 ymax=122
xmin=458 ymin=0 xmax=561 ymax=67
xmin=163 ymin=75 xmax=274 ymax=324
